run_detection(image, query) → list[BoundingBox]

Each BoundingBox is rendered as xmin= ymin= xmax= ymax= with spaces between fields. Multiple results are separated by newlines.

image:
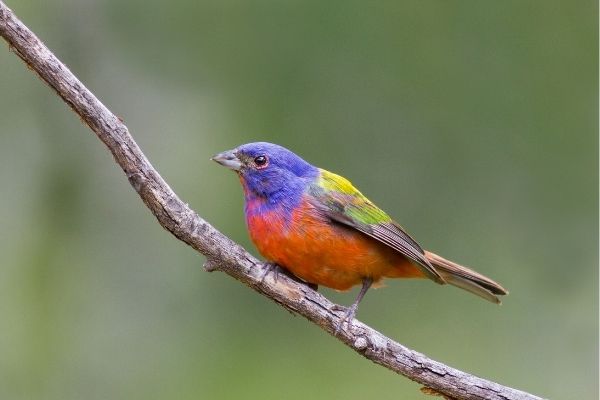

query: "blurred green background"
xmin=0 ymin=0 xmax=597 ymax=399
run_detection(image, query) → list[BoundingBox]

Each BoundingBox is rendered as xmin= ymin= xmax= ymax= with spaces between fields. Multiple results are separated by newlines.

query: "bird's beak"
xmin=211 ymin=149 xmax=242 ymax=171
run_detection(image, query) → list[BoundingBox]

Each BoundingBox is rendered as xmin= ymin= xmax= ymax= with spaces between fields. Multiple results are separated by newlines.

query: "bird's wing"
xmin=308 ymin=169 xmax=445 ymax=284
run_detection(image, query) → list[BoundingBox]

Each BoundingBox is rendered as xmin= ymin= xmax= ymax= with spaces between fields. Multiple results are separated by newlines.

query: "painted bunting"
xmin=212 ymin=142 xmax=507 ymax=328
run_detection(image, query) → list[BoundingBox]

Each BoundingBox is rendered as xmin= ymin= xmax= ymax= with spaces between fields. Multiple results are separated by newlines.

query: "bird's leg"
xmin=333 ymin=277 xmax=373 ymax=334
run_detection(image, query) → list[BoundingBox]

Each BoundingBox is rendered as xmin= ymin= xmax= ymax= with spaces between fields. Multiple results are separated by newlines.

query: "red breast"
xmin=246 ymin=196 xmax=424 ymax=291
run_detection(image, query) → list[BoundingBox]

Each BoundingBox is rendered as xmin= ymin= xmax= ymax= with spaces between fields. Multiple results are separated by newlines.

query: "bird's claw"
xmin=331 ymin=304 xmax=358 ymax=335
xmin=260 ymin=263 xmax=319 ymax=292
xmin=260 ymin=262 xmax=282 ymax=283
xmin=330 ymin=304 xmax=348 ymax=313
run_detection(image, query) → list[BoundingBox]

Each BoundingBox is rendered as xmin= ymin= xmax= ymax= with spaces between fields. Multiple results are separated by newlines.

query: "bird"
xmin=212 ymin=142 xmax=507 ymax=330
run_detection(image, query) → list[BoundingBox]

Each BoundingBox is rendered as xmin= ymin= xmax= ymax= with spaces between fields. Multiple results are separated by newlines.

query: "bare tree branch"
xmin=0 ymin=3 xmax=545 ymax=400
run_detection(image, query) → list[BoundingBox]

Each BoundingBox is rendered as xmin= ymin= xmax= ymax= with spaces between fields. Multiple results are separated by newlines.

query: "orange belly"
xmin=247 ymin=200 xmax=423 ymax=291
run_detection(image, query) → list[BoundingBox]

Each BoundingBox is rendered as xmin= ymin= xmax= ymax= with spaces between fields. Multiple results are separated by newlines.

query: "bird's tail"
xmin=424 ymin=251 xmax=508 ymax=304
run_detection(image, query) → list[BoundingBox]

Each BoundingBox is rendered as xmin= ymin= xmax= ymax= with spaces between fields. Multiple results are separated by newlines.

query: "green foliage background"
xmin=0 ymin=1 xmax=597 ymax=399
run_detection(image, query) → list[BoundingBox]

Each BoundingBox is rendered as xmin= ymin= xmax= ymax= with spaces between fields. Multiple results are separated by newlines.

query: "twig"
xmin=0 ymin=3 xmax=544 ymax=399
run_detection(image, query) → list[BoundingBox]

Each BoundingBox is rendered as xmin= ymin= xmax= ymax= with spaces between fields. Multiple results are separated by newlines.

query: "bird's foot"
xmin=260 ymin=262 xmax=283 ymax=283
xmin=260 ymin=262 xmax=318 ymax=291
xmin=330 ymin=303 xmax=358 ymax=335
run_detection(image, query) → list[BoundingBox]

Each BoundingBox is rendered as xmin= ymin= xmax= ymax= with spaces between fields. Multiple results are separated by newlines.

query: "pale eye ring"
xmin=254 ymin=155 xmax=268 ymax=169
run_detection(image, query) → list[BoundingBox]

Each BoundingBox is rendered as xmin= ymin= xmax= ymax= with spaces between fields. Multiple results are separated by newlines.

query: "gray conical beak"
xmin=211 ymin=149 xmax=242 ymax=171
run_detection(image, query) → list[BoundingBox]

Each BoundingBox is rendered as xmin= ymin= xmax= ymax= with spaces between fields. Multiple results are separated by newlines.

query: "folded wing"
xmin=309 ymin=170 xmax=446 ymax=285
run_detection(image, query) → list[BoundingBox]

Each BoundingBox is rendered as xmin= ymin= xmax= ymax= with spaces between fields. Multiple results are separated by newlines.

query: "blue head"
xmin=212 ymin=142 xmax=319 ymax=211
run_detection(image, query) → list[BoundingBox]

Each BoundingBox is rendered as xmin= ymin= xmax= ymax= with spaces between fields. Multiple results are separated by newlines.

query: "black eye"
xmin=254 ymin=155 xmax=268 ymax=168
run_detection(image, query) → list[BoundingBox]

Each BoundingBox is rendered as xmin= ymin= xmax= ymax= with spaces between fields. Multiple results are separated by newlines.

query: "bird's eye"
xmin=254 ymin=155 xmax=268 ymax=169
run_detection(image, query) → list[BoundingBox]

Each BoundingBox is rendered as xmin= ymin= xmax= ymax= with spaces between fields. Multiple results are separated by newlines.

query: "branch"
xmin=0 ymin=3 xmax=544 ymax=400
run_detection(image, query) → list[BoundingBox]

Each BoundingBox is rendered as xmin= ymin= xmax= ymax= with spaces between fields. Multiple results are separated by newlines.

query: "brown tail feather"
xmin=425 ymin=251 xmax=508 ymax=304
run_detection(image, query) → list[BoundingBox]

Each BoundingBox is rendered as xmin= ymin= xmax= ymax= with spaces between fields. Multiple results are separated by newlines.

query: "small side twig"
xmin=0 ymin=2 xmax=544 ymax=400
